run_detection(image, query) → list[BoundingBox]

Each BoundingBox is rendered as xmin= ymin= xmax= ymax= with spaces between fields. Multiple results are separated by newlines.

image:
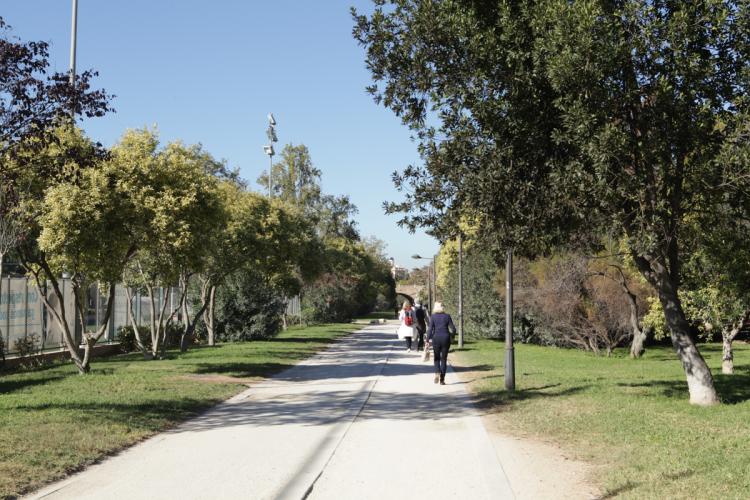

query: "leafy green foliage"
xmin=201 ymin=270 xmax=286 ymax=341
xmin=439 ymin=242 xmax=505 ymax=339
xmin=355 ymin=0 xmax=750 ymax=403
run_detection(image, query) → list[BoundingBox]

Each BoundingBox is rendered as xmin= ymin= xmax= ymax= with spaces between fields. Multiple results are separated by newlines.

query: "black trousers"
xmin=432 ymin=335 xmax=451 ymax=376
xmin=415 ymin=327 xmax=425 ymax=351
xmin=404 ymin=337 xmax=412 ymax=349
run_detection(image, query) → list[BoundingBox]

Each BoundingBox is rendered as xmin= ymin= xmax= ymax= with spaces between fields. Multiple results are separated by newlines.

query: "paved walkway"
xmin=28 ymin=323 xmax=514 ymax=500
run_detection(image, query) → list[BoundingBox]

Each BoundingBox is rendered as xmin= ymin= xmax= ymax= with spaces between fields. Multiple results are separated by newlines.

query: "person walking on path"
xmin=427 ymin=301 xmax=456 ymax=385
xmin=413 ymin=301 xmax=427 ymax=351
xmin=397 ymin=300 xmax=416 ymax=351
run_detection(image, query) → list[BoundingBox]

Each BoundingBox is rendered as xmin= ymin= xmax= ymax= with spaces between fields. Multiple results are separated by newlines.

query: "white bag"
xmin=422 ymin=345 xmax=431 ymax=362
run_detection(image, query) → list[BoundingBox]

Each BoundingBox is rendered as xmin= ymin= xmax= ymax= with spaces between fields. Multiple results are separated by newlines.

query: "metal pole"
xmin=268 ymin=154 xmax=273 ymax=197
xmin=69 ymin=0 xmax=78 ymax=86
xmin=458 ymin=232 xmax=464 ymax=348
xmin=427 ymin=265 xmax=432 ymax=314
xmin=431 ymin=259 xmax=435 ymax=308
xmin=504 ymin=248 xmax=515 ymax=391
xmin=433 ymin=254 xmax=438 ymax=304
xmin=69 ymin=0 xmax=78 ymax=119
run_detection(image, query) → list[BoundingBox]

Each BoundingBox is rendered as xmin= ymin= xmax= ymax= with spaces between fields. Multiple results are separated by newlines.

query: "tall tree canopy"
xmin=354 ymin=0 xmax=750 ymax=405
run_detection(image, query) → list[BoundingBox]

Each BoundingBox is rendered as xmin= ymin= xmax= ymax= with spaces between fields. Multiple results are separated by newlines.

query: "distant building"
xmin=389 ymin=258 xmax=409 ymax=281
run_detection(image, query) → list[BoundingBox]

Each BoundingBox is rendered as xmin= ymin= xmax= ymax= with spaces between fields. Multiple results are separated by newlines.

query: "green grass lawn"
xmin=0 ymin=323 xmax=354 ymax=499
xmin=453 ymin=340 xmax=750 ymax=499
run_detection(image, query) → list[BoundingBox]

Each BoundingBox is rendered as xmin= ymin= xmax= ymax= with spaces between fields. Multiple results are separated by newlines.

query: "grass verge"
xmin=0 ymin=323 xmax=353 ymax=499
xmin=453 ymin=340 xmax=750 ymax=499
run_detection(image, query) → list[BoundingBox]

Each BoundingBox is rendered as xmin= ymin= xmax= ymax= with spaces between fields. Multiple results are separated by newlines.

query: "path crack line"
xmin=297 ymin=335 xmax=396 ymax=500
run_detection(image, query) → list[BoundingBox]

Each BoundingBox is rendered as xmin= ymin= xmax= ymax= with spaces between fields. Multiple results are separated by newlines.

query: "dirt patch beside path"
xmin=453 ymin=361 xmax=600 ymax=500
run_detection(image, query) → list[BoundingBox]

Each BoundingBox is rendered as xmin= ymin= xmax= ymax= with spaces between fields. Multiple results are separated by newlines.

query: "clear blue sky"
xmin=4 ymin=0 xmax=438 ymax=270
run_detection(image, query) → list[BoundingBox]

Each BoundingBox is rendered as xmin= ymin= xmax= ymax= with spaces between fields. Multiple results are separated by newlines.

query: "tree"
xmin=259 ymin=144 xmax=322 ymax=208
xmin=0 ymin=17 xmax=111 ymax=156
xmin=256 ymin=142 xmax=388 ymax=321
xmin=7 ymin=126 xmax=134 ymax=373
xmin=112 ymin=129 xmax=222 ymax=356
xmin=0 ymin=184 xmax=23 ymax=351
xmin=440 ymin=241 xmax=505 ymax=339
xmin=36 ymin=162 xmax=136 ymax=373
xmin=680 ymin=213 xmax=750 ymax=374
xmin=354 ymin=0 xmax=750 ymax=405
xmin=198 ymin=187 xmax=318 ymax=345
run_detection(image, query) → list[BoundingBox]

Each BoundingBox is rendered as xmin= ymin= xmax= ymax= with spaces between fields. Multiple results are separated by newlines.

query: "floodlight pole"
xmin=268 ymin=153 xmax=273 ymax=197
xmin=505 ymin=248 xmax=515 ymax=391
xmin=69 ymin=0 xmax=78 ymax=118
xmin=265 ymin=113 xmax=277 ymax=198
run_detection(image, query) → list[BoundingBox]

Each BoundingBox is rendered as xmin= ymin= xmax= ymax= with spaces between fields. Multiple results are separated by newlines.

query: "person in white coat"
xmin=397 ymin=300 xmax=416 ymax=351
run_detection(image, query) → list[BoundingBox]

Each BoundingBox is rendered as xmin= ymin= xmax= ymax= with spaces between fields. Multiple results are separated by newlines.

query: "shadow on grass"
xmin=265 ymin=334 xmax=352 ymax=343
xmin=471 ymin=383 xmax=591 ymax=411
xmin=13 ymin=397 xmax=223 ymax=431
xmin=597 ymin=480 xmax=639 ymax=499
xmin=192 ymin=362 xmax=297 ymax=378
xmin=617 ymin=371 xmax=750 ymax=404
xmin=0 ymin=373 xmax=68 ymax=395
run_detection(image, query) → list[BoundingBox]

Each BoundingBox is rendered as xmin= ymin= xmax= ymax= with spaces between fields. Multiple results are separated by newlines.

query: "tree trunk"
xmin=631 ymin=252 xmax=719 ymax=405
xmin=124 ymin=287 xmax=149 ymax=357
xmin=179 ymin=275 xmax=209 ymax=353
xmin=180 ymin=274 xmax=190 ymax=352
xmin=721 ymin=311 xmax=749 ymax=375
xmin=624 ymin=284 xmax=646 ymax=358
xmin=200 ymin=279 xmax=217 ymax=347
xmin=146 ymin=284 xmax=159 ymax=357
xmin=630 ymin=328 xmax=647 ymax=358
xmin=28 ymin=264 xmax=86 ymax=372
xmin=73 ymin=282 xmax=117 ymax=374
xmin=659 ymin=286 xmax=719 ymax=405
xmin=722 ymin=332 xmax=734 ymax=375
xmin=207 ymin=285 xmax=216 ymax=346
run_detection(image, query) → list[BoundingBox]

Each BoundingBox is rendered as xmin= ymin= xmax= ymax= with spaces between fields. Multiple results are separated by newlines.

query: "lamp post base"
xmin=504 ymin=346 xmax=515 ymax=391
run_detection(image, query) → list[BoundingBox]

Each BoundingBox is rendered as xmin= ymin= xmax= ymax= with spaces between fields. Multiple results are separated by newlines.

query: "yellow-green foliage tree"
xmin=9 ymin=126 xmax=135 ymax=373
xmin=112 ymin=129 xmax=222 ymax=356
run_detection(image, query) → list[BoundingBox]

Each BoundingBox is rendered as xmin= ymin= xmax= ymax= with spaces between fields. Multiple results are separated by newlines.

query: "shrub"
xmin=12 ymin=333 xmax=44 ymax=369
xmin=117 ymin=325 xmax=149 ymax=353
xmin=13 ymin=333 xmax=40 ymax=358
xmin=515 ymin=253 xmax=649 ymax=355
xmin=440 ymin=244 xmax=505 ymax=339
xmin=117 ymin=323 xmax=182 ymax=353
xmin=195 ymin=270 xmax=285 ymax=342
xmin=302 ymin=273 xmax=360 ymax=323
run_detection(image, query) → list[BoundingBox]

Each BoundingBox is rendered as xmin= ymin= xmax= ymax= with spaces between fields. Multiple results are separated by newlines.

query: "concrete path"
xmin=28 ymin=323 xmax=514 ymax=500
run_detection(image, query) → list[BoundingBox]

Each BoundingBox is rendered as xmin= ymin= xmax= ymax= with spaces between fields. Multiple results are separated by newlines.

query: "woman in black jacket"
xmin=427 ymin=302 xmax=456 ymax=385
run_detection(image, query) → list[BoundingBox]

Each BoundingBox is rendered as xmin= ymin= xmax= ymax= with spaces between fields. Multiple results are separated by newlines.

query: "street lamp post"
xmin=458 ymin=232 xmax=464 ymax=348
xmin=264 ymin=113 xmax=278 ymax=197
xmin=411 ymin=254 xmax=435 ymax=313
xmin=505 ymin=248 xmax=515 ymax=391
